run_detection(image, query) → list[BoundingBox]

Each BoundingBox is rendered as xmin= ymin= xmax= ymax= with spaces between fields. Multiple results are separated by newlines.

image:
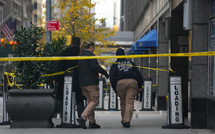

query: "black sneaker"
xmin=123 ymin=122 xmax=130 ymax=128
xmin=88 ymin=122 xmax=101 ymax=129
xmin=121 ymin=121 xmax=130 ymax=128
xmin=77 ymin=117 xmax=87 ymax=129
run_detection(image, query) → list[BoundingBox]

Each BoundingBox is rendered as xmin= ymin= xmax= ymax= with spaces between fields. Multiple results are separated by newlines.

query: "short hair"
xmin=71 ymin=37 xmax=80 ymax=46
xmin=82 ymin=41 xmax=94 ymax=49
xmin=116 ymin=48 xmax=125 ymax=55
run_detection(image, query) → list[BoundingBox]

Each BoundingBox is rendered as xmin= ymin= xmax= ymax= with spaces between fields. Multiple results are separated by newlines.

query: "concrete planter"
xmin=6 ymin=89 xmax=56 ymax=128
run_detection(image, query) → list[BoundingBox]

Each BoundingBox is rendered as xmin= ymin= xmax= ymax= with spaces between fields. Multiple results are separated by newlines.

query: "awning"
xmin=136 ymin=29 xmax=157 ymax=48
xmin=129 ymin=44 xmax=150 ymax=54
xmin=129 ymin=48 xmax=145 ymax=54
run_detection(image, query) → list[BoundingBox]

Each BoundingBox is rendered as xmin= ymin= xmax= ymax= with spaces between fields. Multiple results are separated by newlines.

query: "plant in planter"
xmin=42 ymin=37 xmax=68 ymax=88
xmin=14 ymin=25 xmax=45 ymax=89
xmin=6 ymin=23 xmax=56 ymax=128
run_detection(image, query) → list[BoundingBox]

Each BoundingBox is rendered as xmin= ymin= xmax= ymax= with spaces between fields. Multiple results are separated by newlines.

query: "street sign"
xmin=62 ymin=76 xmax=72 ymax=124
xmin=140 ymin=77 xmax=154 ymax=111
xmin=46 ymin=21 xmax=59 ymax=31
xmin=109 ymin=85 xmax=118 ymax=110
xmin=143 ymin=81 xmax=152 ymax=109
xmin=170 ymin=76 xmax=183 ymax=124
xmin=162 ymin=74 xmax=189 ymax=129
xmin=96 ymin=79 xmax=104 ymax=110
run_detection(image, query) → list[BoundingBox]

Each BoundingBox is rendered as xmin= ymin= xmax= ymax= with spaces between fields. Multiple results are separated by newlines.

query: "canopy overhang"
xmin=136 ymin=29 xmax=157 ymax=48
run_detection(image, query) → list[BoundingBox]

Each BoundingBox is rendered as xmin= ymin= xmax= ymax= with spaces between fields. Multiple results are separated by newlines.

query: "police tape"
xmin=2 ymin=65 xmax=78 ymax=88
xmin=41 ymin=65 xmax=78 ymax=77
xmin=4 ymin=72 xmax=44 ymax=89
xmin=142 ymin=84 xmax=158 ymax=88
xmin=0 ymin=51 xmax=215 ymax=61
xmin=100 ymin=59 xmax=171 ymax=72
xmin=4 ymin=72 xmax=16 ymax=88
xmin=2 ymin=51 xmax=214 ymax=85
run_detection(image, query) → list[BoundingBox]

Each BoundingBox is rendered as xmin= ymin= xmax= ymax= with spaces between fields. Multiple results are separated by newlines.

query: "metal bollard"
xmin=56 ymin=72 xmax=80 ymax=128
xmin=140 ymin=77 xmax=154 ymax=111
xmin=0 ymin=75 xmax=11 ymax=125
xmin=162 ymin=73 xmax=189 ymax=129
xmin=96 ymin=78 xmax=104 ymax=110
xmin=108 ymin=85 xmax=118 ymax=111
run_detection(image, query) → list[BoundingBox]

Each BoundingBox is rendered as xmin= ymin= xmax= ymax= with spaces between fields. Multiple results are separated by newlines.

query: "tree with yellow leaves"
xmin=52 ymin=0 xmax=116 ymax=54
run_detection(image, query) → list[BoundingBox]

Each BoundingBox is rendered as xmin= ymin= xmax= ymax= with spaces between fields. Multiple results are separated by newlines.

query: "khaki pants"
xmin=81 ymin=85 xmax=99 ymax=123
xmin=117 ymin=79 xmax=138 ymax=123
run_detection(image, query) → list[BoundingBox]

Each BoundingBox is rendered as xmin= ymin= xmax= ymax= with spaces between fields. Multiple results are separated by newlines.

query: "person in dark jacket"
xmin=56 ymin=37 xmax=85 ymax=118
xmin=77 ymin=41 xmax=109 ymax=129
xmin=109 ymin=48 xmax=143 ymax=128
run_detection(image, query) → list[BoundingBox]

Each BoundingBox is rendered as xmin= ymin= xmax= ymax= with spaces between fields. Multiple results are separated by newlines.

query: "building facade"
xmin=0 ymin=0 xmax=43 ymax=40
xmin=32 ymin=0 xmax=43 ymax=27
xmin=0 ymin=0 xmax=43 ymax=77
xmin=123 ymin=0 xmax=215 ymax=130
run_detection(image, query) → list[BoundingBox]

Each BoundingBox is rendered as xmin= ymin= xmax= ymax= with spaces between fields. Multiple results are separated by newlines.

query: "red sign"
xmin=47 ymin=21 xmax=59 ymax=31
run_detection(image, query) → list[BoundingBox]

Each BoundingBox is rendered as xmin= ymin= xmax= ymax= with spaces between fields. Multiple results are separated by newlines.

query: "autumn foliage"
xmin=52 ymin=0 xmax=116 ymax=54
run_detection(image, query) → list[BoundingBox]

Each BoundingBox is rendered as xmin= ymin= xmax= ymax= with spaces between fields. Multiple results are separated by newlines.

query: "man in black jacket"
xmin=56 ymin=37 xmax=85 ymax=118
xmin=109 ymin=48 xmax=143 ymax=128
xmin=77 ymin=42 xmax=109 ymax=129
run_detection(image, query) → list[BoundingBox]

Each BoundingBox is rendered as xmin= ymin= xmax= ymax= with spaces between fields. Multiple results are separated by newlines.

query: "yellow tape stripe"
xmin=142 ymin=84 xmax=158 ymax=88
xmin=4 ymin=72 xmax=16 ymax=77
xmin=2 ymin=66 xmax=79 ymax=88
xmin=4 ymin=72 xmax=45 ymax=88
xmin=101 ymin=60 xmax=171 ymax=72
xmin=5 ymin=74 xmax=13 ymax=87
xmin=41 ymin=71 xmax=65 ymax=77
xmin=0 ymin=51 xmax=215 ymax=61
xmin=41 ymin=65 xmax=78 ymax=77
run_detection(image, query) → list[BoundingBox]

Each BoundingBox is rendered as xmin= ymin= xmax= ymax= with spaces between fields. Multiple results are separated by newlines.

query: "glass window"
xmin=0 ymin=9 xmax=2 ymax=23
xmin=34 ymin=2 xmax=37 ymax=9
xmin=34 ymin=15 xmax=37 ymax=23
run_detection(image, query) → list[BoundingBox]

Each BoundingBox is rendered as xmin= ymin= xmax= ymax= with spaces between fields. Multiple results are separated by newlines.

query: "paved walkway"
xmin=0 ymin=97 xmax=214 ymax=134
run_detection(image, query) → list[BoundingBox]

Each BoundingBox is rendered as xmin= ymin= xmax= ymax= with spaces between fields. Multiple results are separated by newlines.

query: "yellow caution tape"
xmin=169 ymin=68 xmax=176 ymax=73
xmin=100 ymin=59 xmax=171 ymax=72
xmin=39 ymin=83 xmax=45 ymax=86
xmin=41 ymin=71 xmax=65 ymax=77
xmin=4 ymin=73 xmax=13 ymax=87
xmin=4 ymin=72 xmax=16 ymax=77
xmin=41 ymin=65 xmax=78 ymax=77
xmin=2 ymin=51 xmax=214 ymax=88
xmin=142 ymin=84 xmax=158 ymax=88
xmin=3 ymin=72 xmax=45 ymax=89
xmin=0 ymin=51 xmax=215 ymax=61
xmin=3 ymin=66 xmax=79 ymax=88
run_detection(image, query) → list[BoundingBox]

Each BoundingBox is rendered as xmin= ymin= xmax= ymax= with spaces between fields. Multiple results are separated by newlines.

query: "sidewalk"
xmin=0 ymin=97 xmax=214 ymax=134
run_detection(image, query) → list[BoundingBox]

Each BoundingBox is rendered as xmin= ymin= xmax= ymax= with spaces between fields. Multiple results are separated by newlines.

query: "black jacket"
xmin=78 ymin=50 xmax=109 ymax=87
xmin=56 ymin=46 xmax=85 ymax=101
xmin=109 ymin=58 xmax=143 ymax=93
